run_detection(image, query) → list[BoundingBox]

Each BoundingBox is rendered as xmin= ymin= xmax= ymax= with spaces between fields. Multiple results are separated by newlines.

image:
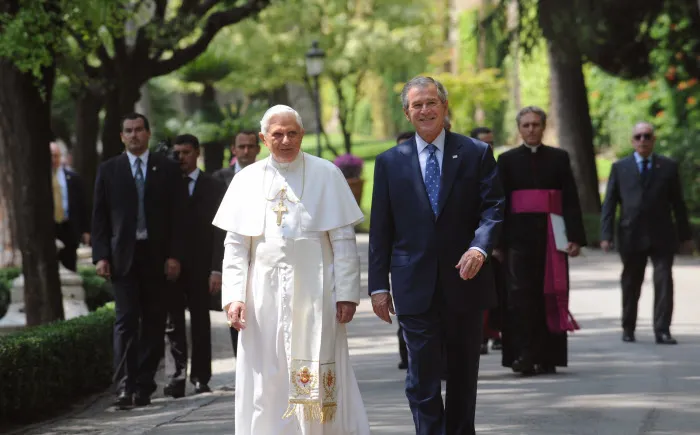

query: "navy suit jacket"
xmin=368 ymin=131 xmax=505 ymax=315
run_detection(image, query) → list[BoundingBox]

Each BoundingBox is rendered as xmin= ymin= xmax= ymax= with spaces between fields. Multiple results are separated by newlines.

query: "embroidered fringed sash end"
xmin=283 ymin=402 xmax=337 ymax=423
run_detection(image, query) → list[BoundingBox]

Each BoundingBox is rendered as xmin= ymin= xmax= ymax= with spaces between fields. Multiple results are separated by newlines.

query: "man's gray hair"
xmin=400 ymin=76 xmax=448 ymax=110
xmin=516 ymin=106 xmax=547 ymax=127
xmin=260 ymin=105 xmax=304 ymax=135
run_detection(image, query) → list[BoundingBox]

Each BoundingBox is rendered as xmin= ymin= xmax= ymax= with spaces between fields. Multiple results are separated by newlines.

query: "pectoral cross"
xmin=271 ymin=187 xmax=288 ymax=226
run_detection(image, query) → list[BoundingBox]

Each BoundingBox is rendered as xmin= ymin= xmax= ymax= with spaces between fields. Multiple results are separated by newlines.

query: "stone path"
xmin=7 ymin=235 xmax=700 ymax=434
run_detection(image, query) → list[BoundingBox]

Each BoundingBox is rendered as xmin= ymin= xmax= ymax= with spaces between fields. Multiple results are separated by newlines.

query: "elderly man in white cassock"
xmin=212 ymin=105 xmax=370 ymax=435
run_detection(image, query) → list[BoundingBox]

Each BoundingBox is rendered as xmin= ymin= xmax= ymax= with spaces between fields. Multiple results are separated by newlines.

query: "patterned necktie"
xmin=641 ymin=158 xmax=650 ymax=185
xmin=424 ymin=144 xmax=441 ymax=216
xmin=134 ymin=157 xmax=146 ymax=233
xmin=187 ymin=175 xmax=194 ymax=196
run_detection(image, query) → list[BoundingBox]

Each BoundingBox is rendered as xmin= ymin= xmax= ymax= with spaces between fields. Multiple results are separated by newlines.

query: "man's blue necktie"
xmin=424 ymin=144 xmax=440 ymax=216
xmin=134 ymin=157 xmax=146 ymax=233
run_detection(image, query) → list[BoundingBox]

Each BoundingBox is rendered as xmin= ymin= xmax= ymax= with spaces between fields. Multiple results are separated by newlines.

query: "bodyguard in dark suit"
xmin=51 ymin=142 xmax=89 ymax=271
xmin=92 ymin=113 xmax=187 ymax=408
xmin=163 ymin=134 xmax=226 ymax=398
xmin=601 ymin=122 xmax=692 ymax=345
xmin=369 ymin=76 xmax=504 ymax=435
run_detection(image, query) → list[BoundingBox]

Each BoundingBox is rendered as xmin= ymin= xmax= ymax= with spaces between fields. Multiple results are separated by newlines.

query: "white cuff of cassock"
xmin=221 ymin=231 xmax=250 ymax=308
xmin=329 ymin=225 xmax=361 ymax=305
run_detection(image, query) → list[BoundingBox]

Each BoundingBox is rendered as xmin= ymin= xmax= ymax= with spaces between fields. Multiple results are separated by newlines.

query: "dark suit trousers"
xmin=398 ymin=284 xmax=483 ymax=435
xmin=165 ymin=269 xmax=212 ymax=385
xmin=112 ymin=240 xmax=167 ymax=395
xmin=620 ymin=249 xmax=674 ymax=334
xmin=55 ymin=221 xmax=77 ymax=271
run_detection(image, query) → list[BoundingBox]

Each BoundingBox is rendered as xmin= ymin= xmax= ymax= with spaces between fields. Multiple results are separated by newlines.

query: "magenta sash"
xmin=510 ymin=189 xmax=580 ymax=333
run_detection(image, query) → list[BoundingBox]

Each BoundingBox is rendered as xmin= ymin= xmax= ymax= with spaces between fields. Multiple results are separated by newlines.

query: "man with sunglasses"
xmin=601 ymin=122 xmax=692 ymax=345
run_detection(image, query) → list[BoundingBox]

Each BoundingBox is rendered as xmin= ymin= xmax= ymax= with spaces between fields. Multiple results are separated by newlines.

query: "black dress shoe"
xmin=134 ymin=392 xmax=151 ymax=407
xmin=194 ymin=382 xmax=211 ymax=394
xmin=480 ymin=344 xmax=489 ymax=355
xmin=114 ymin=391 xmax=133 ymax=408
xmin=655 ymin=333 xmax=678 ymax=345
xmin=491 ymin=338 xmax=503 ymax=351
xmin=164 ymin=381 xmax=186 ymax=398
xmin=512 ymin=357 xmax=535 ymax=375
xmin=397 ymin=361 xmax=408 ymax=370
xmin=535 ymin=364 xmax=556 ymax=375
xmin=622 ymin=331 xmax=636 ymax=342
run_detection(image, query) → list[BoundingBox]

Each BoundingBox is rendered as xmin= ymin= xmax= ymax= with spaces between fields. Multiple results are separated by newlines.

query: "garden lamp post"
xmin=305 ymin=40 xmax=325 ymax=157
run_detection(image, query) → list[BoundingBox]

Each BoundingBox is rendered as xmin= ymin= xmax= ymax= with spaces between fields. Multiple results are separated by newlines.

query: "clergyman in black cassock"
xmin=496 ymin=107 xmax=587 ymax=375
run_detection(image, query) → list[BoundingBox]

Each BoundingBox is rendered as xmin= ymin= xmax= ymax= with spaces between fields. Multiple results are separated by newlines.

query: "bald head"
xmin=50 ymin=142 xmax=62 ymax=171
xmin=631 ymin=122 xmax=656 ymax=158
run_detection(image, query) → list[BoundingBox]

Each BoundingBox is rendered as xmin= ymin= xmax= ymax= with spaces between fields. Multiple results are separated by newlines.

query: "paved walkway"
xmin=8 ymin=235 xmax=700 ymax=434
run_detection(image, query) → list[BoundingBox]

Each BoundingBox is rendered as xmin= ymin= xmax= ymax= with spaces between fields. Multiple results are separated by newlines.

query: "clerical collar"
xmin=522 ymin=143 xmax=541 ymax=153
xmin=269 ymin=151 xmax=303 ymax=172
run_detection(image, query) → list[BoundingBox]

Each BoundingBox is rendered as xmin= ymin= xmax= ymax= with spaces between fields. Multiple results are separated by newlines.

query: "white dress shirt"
xmin=126 ymin=149 xmax=150 ymax=180
xmin=186 ymin=167 xmax=200 ymax=196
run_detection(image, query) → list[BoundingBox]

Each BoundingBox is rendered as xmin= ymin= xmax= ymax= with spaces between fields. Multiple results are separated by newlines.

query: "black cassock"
xmin=496 ymin=145 xmax=587 ymax=369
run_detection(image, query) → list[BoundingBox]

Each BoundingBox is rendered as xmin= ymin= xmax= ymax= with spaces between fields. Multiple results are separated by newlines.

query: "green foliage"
xmin=429 ymin=69 xmax=509 ymax=136
xmin=0 ymin=0 xmax=128 ymax=82
xmin=77 ymin=267 xmax=113 ymax=312
xmin=0 ymin=267 xmax=20 ymax=320
xmin=0 ymin=304 xmax=115 ymax=422
xmin=656 ymin=128 xmax=700 ymax=217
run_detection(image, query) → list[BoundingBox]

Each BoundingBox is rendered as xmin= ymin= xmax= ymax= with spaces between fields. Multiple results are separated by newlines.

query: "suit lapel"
xmin=437 ymin=132 xmax=461 ymax=217
xmin=400 ymin=138 xmax=433 ymax=218
xmin=144 ymin=154 xmax=158 ymax=198
xmin=118 ymin=154 xmax=137 ymax=198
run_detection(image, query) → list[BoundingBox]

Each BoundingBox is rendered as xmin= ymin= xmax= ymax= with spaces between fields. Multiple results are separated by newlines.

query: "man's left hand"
xmin=567 ymin=242 xmax=581 ymax=257
xmin=336 ymin=302 xmax=357 ymax=324
xmin=455 ymin=249 xmax=485 ymax=280
xmin=209 ymin=273 xmax=222 ymax=294
xmin=165 ymin=258 xmax=181 ymax=281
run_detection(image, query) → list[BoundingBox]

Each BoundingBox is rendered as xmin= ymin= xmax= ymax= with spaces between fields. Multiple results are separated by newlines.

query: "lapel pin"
xmin=152 ymin=166 xmax=157 ymax=171
xmin=452 ymin=155 xmax=458 ymax=159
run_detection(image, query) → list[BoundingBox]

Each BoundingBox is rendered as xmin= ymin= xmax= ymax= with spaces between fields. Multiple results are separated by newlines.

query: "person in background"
xmin=163 ymin=134 xmax=226 ymax=398
xmin=212 ymin=130 xmax=261 ymax=186
xmin=50 ymin=141 xmax=90 ymax=271
xmin=600 ymin=121 xmax=692 ymax=345
xmin=496 ymin=106 xmax=586 ymax=376
xmin=92 ymin=113 xmax=187 ymax=408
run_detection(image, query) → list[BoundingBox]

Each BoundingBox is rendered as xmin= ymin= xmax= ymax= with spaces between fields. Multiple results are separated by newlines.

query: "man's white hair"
xmin=260 ymin=105 xmax=304 ymax=135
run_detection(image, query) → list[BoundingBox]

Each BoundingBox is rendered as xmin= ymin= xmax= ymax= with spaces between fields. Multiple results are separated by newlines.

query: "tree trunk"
xmin=101 ymin=83 xmax=142 ymax=161
xmin=201 ymin=83 xmax=224 ymax=172
xmin=547 ymin=41 xmax=601 ymax=214
xmin=73 ymin=91 xmax=103 ymax=213
xmin=0 ymin=60 xmax=64 ymax=325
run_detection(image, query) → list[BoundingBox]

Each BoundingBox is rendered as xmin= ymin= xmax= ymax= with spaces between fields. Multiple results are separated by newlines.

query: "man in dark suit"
xmin=369 ymin=76 xmax=504 ymax=435
xmin=601 ymin=121 xmax=692 ymax=345
xmin=163 ymin=134 xmax=226 ymax=398
xmin=92 ymin=113 xmax=187 ymax=408
xmin=211 ymin=129 xmax=261 ymax=358
xmin=212 ymin=130 xmax=261 ymax=186
xmin=51 ymin=142 xmax=89 ymax=271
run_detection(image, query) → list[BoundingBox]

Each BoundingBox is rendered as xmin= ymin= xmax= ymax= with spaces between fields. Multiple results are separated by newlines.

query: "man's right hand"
xmin=600 ymin=240 xmax=613 ymax=252
xmin=226 ymin=301 xmax=247 ymax=331
xmin=371 ymin=292 xmax=395 ymax=324
xmin=96 ymin=259 xmax=111 ymax=279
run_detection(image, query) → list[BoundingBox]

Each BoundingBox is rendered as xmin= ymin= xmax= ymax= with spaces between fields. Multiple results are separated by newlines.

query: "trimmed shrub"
xmin=0 ymin=304 xmax=115 ymax=423
xmin=78 ymin=266 xmax=114 ymax=311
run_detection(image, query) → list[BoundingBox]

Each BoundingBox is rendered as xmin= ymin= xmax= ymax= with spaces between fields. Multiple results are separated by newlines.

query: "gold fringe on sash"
xmin=282 ymin=401 xmax=337 ymax=423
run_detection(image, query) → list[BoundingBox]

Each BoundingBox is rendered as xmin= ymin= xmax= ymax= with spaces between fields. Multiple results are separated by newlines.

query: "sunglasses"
xmin=633 ymin=133 xmax=653 ymax=140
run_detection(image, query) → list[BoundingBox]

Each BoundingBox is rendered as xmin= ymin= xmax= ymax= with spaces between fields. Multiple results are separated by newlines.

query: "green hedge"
xmin=0 ymin=303 xmax=115 ymax=423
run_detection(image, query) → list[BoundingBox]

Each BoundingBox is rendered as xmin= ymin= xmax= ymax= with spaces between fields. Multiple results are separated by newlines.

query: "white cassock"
xmin=213 ymin=151 xmax=370 ymax=435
